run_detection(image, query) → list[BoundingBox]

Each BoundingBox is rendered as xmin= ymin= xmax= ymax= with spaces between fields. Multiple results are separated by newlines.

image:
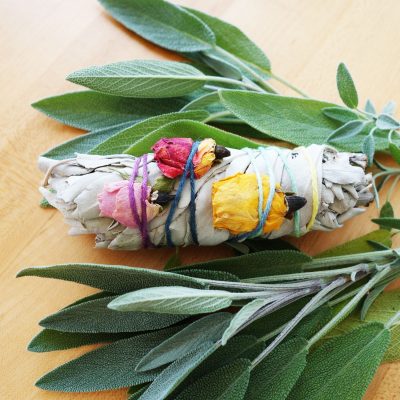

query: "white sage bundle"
xmin=39 ymin=139 xmax=373 ymax=250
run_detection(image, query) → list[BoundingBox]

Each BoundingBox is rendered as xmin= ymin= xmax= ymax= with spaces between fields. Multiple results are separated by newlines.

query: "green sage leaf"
xmin=176 ymin=359 xmax=251 ymax=400
xmin=219 ymin=90 xmax=338 ymax=146
xmin=35 ymin=326 xmax=180 ymax=392
xmin=186 ymin=7 xmax=271 ymax=74
xmin=32 ymin=91 xmax=187 ymax=130
xmin=336 ymin=63 xmax=358 ymax=108
xmin=382 ymin=100 xmax=396 ymax=115
xmin=376 ymin=114 xmax=400 ymax=130
xmin=109 ymin=286 xmax=235 ymax=315
xmin=380 ymin=202 xmax=395 ymax=225
xmin=138 ymin=342 xmax=216 ymax=400
xmin=172 ymin=250 xmax=311 ymax=278
xmin=200 ymin=51 xmax=243 ymax=80
xmin=322 ymin=106 xmax=360 ymax=123
xmin=327 ymin=120 xmax=366 ymax=142
xmin=371 ymin=217 xmax=400 ymax=230
xmin=389 ymin=142 xmax=400 ymax=164
xmin=98 ymin=0 xmax=215 ymax=52
xmin=137 ymin=313 xmax=232 ymax=371
xmin=124 ymin=119 xmax=258 ymax=156
xmin=90 ymin=110 xmax=208 ymax=155
xmin=40 ymin=295 xmax=188 ymax=333
xmin=365 ymin=99 xmax=376 ymax=114
xmin=288 ymin=323 xmax=390 ymax=400
xmin=246 ymin=338 xmax=308 ymax=400
xmin=315 ymin=229 xmax=392 ymax=258
xmin=17 ymin=264 xmax=204 ymax=293
xmin=363 ymin=132 xmax=375 ymax=165
xmin=28 ymin=329 xmax=132 ymax=352
xmin=180 ymin=91 xmax=220 ymax=111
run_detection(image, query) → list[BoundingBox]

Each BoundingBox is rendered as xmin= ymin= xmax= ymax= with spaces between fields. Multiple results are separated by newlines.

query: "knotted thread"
xmin=165 ymin=141 xmax=200 ymax=247
xmin=128 ymin=154 xmax=150 ymax=248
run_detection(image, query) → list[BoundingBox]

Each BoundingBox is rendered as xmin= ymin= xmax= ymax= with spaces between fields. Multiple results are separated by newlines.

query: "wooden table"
xmin=1 ymin=0 xmax=400 ymax=398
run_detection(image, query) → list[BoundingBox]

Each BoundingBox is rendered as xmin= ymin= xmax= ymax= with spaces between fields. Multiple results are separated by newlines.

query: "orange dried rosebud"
xmin=212 ymin=173 xmax=288 ymax=235
xmin=193 ymin=138 xmax=216 ymax=179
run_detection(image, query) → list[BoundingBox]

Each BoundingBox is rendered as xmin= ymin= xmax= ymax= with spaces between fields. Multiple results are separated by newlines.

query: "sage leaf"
xmin=380 ymin=201 xmax=394 ymax=219
xmin=376 ymin=114 xmax=400 ymax=130
xmin=17 ymin=264 xmax=205 ymax=293
xmin=246 ymin=338 xmax=308 ymax=400
xmin=322 ymin=106 xmax=360 ymax=123
xmin=177 ymin=269 xmax=240 ymax=282
xmin=219 ymin=91 xmax=338 ymax=146
xmin=360 ymin=284 xmax=388 ymax=321
xmin=137 ymin=313 xmax=232 ymax=371
xmin=128 ymin=386 xmax=148 ymax=400
xmin=124 ymin=119 xmax=258 ymax=156
xmin=371 ymin=217 xmax=400 ymax=230
xmin=180 ymin=91 xmax=220 ymax=111
xmin=108 ymin=286 xmax=235 ymax=315
xmin=35 ymin=326 xmax=181 ymax=392
xmin=382 ymin=100 xmax=396 ymax=115
xmin=222 ymin=299 xmax=269 ymax=345
xmin=176 ymin=359 xmax=251 ymax=400
xmin=138 ymin=342 xmax=216 ymax=400
xmin=90 ymin=110 xmax=208 ymax=155
xmin=67 ymin=60 xmax=207 ymax=98
xmin=98 ymin=0 xmax=215 ymax=52
xmin=336 ymin=63 xmax=358 ymax=108
xmin=200 ymin=51 xmax=243 ymax=80
xmin=172 ymin=250 xmax=311 ymax=278
xmin=186 ymin=7 xmax=271 ymax=74
xmin=363 ymin=132 xmax=375 ymax=165
xmin=327 ymin=120 xmax=366 ymax=142
xmin=42 ymin=122 xmax=135 ymax=160
xmin=32 ymin=91 xmax=186 ymax=130
xmin=289 ymin=323 xmax=390 ymax=400
xmin=389 ymin=142 xmax=400 ymax=164
xmin=28 ymin=329 xmax=132 ymax=352
xmin=40 ymin=295 xmax=188 ymax=333
xmin=365 ymin=99 xmax=376 ymax=114
xmin=315 ymin=229 xmax=392 ymax=258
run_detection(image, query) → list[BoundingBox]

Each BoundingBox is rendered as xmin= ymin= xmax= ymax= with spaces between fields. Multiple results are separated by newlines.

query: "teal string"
xmin=165 ymin=141 xmax=200 ymax=247
xmin=272 ymin=147 xmax=301 ymax=237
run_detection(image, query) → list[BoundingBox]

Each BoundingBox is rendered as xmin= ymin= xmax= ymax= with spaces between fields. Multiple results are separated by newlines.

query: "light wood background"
xmin=1 ymin=0 xmax=400 ymax=399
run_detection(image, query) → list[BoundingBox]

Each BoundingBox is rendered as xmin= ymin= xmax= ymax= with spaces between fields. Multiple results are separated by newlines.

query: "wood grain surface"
xmin=1 ymin=0 xmax=400 ymax=399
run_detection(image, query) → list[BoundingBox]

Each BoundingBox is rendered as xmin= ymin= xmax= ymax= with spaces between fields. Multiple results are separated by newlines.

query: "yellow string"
xmin=298 ymin=146 xmax=319 ymax=232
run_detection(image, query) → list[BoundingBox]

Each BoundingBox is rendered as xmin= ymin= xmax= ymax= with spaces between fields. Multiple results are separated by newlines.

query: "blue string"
xmin=165 ymin=141 xmax=200 ymax=247
xmin=234 ymin=147 xmax=276 ymax=241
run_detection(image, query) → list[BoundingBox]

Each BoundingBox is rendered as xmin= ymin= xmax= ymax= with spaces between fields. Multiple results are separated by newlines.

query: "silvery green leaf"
xmin=327 ymin=120 xmax=366 ymax=142
xmin=336 ymin=63 xmax=358 ymax=108
xmin=186 ymin=7 xmax=271 ymax=74
xmin=136 ymin=313 xmax=232 ymax=371
xmin=35 ymin=326 xmax=181 ymax=392
xmin=389 ymin=142 xmax=400 ymax=164
xmin=365 ymin=99 xmax=376 ymax=114
xmin=382 ymin=100 xmax=396 ymax=115
xmin=288 ymin=323 xmax=390 ymax=400
xmin=17 ymin=264 xmax=205 ymax=293
xmin=201 ymin=51 xmax=243 ymax=80
xmin=222 ymin=299 xmax=269 ymax=345
xmin=376 ymin=114 xmax=400 ymax=130
xmin=362 ymin=133 xmax=375 ymax=166
xmin=42 ymin=122 xmax=135 ymax=160
xmin=89 ymin=110 xmax=208 ymax=155
xmin=124 ymin=119 xmax=258 ymax=156
xmin=138 ymin=342 xmax=217 ymax=400
xmin=180 ymin=91 xmax=220 ymax=111
xmin=32 ymin=91 xmax=188 ymax=130
xmin=322 ymin=106 xmax=359 ymax=123
xmin=176 ymin=359 xmax=251 ymax=400
xmin=67 ymin=60 xmax=207 ymax=98
xmin=98 ymin=0 xmax=216 ymax=52
xmin=108 ymin=286 xmax=236 ymax=315
xmin=219 ymin=91 xmax=338 ymax=146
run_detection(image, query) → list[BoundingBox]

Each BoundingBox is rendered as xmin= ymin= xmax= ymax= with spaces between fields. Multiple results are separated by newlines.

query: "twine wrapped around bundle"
xmin=38 ymin=138 xmax=373 ymax=250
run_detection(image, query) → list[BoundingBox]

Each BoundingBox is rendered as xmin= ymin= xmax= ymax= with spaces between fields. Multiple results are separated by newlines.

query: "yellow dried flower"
xmin=193 ymin=138 xmax=216 ymax=178
xmin=212 ymin=173 xmax=288 ymax=235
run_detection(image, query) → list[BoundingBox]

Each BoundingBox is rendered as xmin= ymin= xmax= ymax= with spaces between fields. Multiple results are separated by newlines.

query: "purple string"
xmin=128 ymin=155 xmax=150 ymax=248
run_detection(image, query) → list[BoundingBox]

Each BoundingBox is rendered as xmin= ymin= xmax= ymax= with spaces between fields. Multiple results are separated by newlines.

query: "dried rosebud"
xmin=98 ymin=181 xmax=161 ymax=228
xmin=212 ymin=173 xmax=292 ymax=235
xmin=193 ymin=138 xmax=217 ymax=178
xmin=152 ymin=138 xmax=193 ymax=179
